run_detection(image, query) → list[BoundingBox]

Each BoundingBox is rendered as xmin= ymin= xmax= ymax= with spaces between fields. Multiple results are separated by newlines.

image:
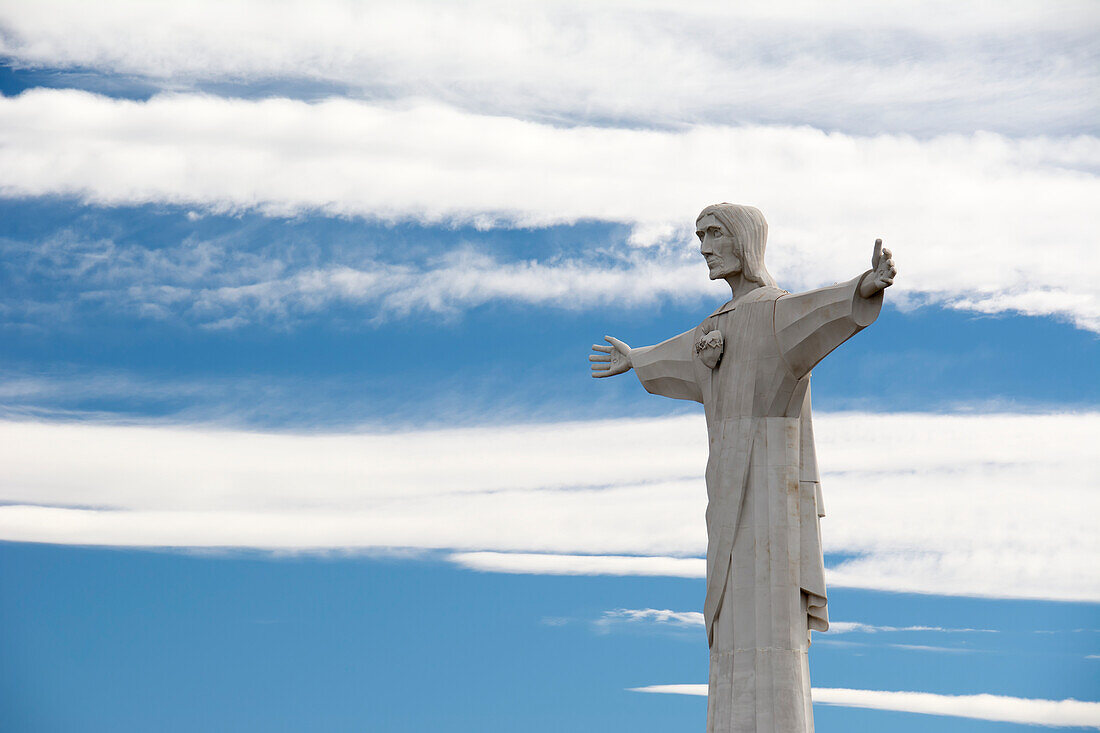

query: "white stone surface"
xmin=590 ymin=203 xmax=896 ymax=733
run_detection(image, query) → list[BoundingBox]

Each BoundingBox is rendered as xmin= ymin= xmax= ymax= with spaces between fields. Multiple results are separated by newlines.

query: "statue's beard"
xmin=707 ymin=257 xmax=742 ymax=280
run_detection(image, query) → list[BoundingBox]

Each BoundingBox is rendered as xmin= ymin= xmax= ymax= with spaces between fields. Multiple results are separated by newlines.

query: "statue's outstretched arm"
xmin=629 ymin=329 xmax=703 ymax=403
xmin=590 ymin=330 xmax=702 ymax=402
xmin=776 ymin=240 xmax=897 ymax=379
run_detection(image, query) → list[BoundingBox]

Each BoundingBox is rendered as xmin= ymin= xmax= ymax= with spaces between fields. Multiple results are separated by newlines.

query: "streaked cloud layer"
xmin=2 ymin=0 xmax=1096 ymax=136
xmin=631 ymin=686 xmax=1100 ymax=728
xmin=1 ymin=90 xmax=1098 ymax=330
xmin=597 ymin=610 xmax=996 ymax=636
xmin=1 ymin=411 xmax=1095 ymax=602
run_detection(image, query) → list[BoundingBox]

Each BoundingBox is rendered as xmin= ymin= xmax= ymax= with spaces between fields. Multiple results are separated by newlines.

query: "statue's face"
xmin=696 ymin=213 xmax=742 ymax=280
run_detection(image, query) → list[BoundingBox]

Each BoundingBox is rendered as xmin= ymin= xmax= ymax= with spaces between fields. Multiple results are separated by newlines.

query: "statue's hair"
xmin=696 ymin=203 xmax=777 ymax=288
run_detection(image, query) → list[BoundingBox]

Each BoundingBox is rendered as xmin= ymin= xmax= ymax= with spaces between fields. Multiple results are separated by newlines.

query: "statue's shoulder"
xmin=748 ymin=286 xmax=788 ymax=304
xmin=705 ymin=286 xmax=788 ymax=325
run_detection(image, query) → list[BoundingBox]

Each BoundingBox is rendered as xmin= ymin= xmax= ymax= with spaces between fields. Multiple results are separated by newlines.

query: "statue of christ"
xmin=589 ymin=203 xmax=896 ymax=733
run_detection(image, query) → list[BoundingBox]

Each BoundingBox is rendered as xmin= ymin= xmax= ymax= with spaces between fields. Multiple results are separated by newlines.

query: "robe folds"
xmin=630 ymin=273 xmax=882 ymax=733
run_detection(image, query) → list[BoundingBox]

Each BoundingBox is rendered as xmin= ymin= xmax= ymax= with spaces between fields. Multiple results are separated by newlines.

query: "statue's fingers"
xmin=872 ymin=239 xmax=883 ymax=267
xmin=592 ymin=344 xmax=613 ymax=353
xmin=589 ymin=354 xmax=611 ymax=362
xmin=605 ymin=335 xmax=629 ymax=352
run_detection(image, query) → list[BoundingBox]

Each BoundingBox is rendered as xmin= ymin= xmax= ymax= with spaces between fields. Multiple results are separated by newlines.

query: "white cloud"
xmin=827 ymin=621 xmax=996 ymax=634
xmin=815 ymin=639 xmax=981 ymax=654
xmin=594 ymin=615 xmax=998 ymax=634
xmin=589 ymin=611 xmax=994 ymax=649
xmin=630 ymin=684 xmax=707 ymax=694
xmin=600 ymin=608 xmax=705 ymax=627
xmin=886 ymin=643 xmax=977 ymax=654
xmin=0 ymin=91 xmax=1098 ymax=330
xmin=162 ymin=252 xmax=712 ymax=323
xmin=0 ymin=412 xmax=1096 ymax=602
xmin=0 ymin=225 xmax=715 ymax=328
xmin=450 ymin=552 xmax=706 ymax=577
xmin=630 ymin=686 xmax=1100 ymax=728
xmin=0 ymin=0 xmax=1095 ymax=136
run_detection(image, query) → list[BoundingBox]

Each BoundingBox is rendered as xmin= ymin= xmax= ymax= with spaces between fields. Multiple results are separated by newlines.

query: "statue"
xmin=589 ymin=203 xmax=896 ymax=733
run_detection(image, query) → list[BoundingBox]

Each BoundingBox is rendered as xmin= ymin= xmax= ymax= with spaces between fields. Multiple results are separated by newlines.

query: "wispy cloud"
xmin=630 ymin=686 xmax=1100 ymax=728
xmin=815 ymin=639 xmax=979 ymax=654
xmin=0 ymin=230 xmax=714 ymax=328
xmin=887 ymin=643 xmax=977 ymax=654
xmin=0 ymin=412 xmax=1096 ymax=602
xmin=828 ymin=621 xmax=997 ymax=634
xmin=1 ymin=0 xmax=1095 ymax=136
xmin=1 ymin=91 xmax=1098 ymax=330
xmin=450 ymin=552 xmax=706 ymax=578
xmin=596 ymin=615 xmax=998 ymax=635
xmin=590 ymin=611 xmax=996 ymax=651
xmin=598 ymin=608 xmax=704 ymax=628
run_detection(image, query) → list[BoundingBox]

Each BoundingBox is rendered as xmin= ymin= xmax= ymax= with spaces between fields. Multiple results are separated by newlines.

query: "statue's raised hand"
xmin=590 ymin=336 xmax=632 ymax=378
xmin=859 ymin=238 xmax=897 ymax=298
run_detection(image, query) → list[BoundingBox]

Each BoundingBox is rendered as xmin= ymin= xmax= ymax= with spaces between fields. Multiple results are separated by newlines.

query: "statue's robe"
xmin=630 ymin=273 xmax=882 ymax=733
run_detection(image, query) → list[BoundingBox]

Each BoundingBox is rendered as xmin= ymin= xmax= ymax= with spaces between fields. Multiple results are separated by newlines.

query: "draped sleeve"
xmin=631 ymin=328 xmax=703 ymax=403
xmin=774 ymin=271 xmax=883 ymax=381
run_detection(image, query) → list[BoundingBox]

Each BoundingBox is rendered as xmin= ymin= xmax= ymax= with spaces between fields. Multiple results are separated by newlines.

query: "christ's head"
xmin=695 ymin=203 xmax=776 ymax=287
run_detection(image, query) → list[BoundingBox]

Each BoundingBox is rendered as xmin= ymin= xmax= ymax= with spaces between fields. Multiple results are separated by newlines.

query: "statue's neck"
xmin=724 ymin=273 xmax=761 ymax=303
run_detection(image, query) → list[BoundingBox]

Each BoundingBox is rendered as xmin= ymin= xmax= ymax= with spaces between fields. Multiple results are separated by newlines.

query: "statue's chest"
xmin=696 ymin=301 xmax=786 ymax=416
xmin=700 ymin=304 xmax=777 ymax=367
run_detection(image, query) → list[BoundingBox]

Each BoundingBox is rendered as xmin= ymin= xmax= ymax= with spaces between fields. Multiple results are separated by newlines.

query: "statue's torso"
xmin=692 ymin=286 xmax=809 ymax=427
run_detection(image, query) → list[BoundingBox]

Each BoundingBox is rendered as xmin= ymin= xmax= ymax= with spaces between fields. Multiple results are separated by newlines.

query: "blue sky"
xmin=0 ymin=1 xmax=1098 ymax=731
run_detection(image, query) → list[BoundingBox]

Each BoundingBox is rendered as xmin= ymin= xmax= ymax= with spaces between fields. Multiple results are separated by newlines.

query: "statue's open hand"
xmin=860 ymin=238 xmax=897 ymax=298
xmin=590 ymin=336 xmax=632 ymax=378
